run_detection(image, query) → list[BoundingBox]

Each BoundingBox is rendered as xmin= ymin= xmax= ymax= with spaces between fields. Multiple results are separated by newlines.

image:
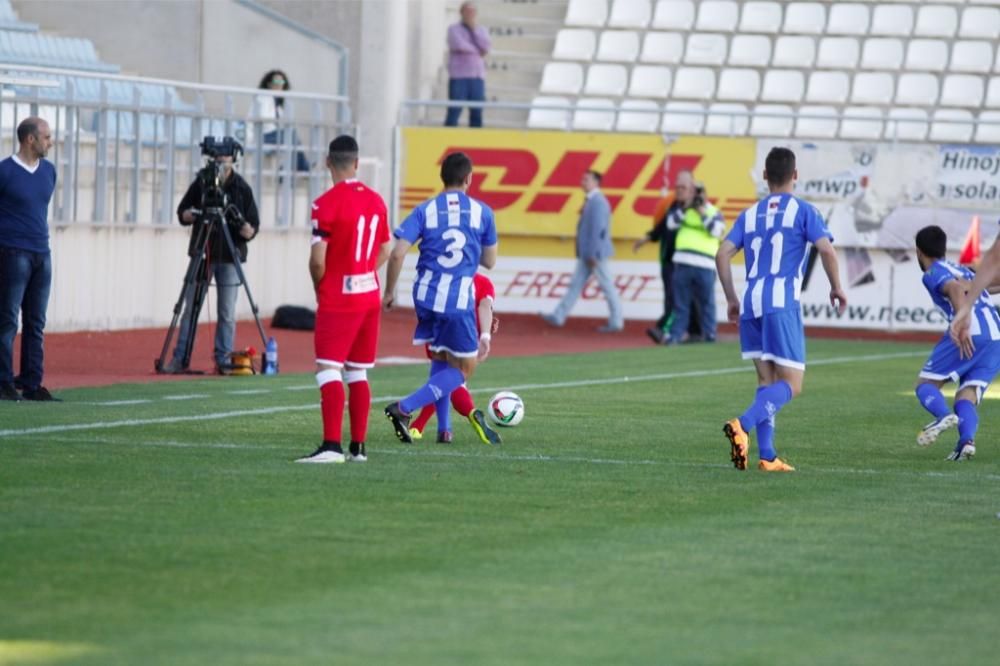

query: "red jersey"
xmin=311 ymin=180 xmax=390 ymax=312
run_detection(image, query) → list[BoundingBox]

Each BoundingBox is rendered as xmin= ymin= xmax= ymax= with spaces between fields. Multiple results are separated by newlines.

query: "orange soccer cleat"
xmin=723 ymin=418 xmax=749 ymax=470
xmin=758 ymin=458 xmax=796 ymax=472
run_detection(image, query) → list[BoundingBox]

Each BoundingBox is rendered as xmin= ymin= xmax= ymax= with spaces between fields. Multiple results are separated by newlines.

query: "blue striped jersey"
xmin=725 ymin=193 xmax=833 ymax=320
xmin=923 ymin=260 xmax=1000 ymax=341
xmin=395 ymin=190 xmax=498 ymax=314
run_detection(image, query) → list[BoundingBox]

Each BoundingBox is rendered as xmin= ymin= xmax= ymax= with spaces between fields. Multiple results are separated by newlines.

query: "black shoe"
xmin=0 ymin=382 xmax=22 ymax=401
xmin=21 ymin=386 xmax=60 ymax=402
xmin=348 ymin=441 xmax=367 ymax=462
xmin=384 ymin=402 xmax=413 ymax=443
xmin=436 ymin=431 xmax=453 ymax=444
xmin=468 ymin=409 xmax=502 ymax=445
xmin=646 ymin=326 xmax=665 ymax=344
xmin=295 ymin=441 xmax=345 ymax=464
xmin=13 ymin=376 xmax=26 ymax=391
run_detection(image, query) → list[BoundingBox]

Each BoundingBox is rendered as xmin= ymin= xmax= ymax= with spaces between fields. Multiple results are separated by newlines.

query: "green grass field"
xmin=2 ymin=339 xmax=1000 ymax=665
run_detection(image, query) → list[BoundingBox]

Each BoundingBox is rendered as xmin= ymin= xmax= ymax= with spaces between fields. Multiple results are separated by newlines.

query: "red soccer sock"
xmin=320 ymin=381 xmax=346 ymax=443
xmin=347 ymin=379 xmax=371 ymax=443
xmin=451 ymin=384 xmax=475 ymax=417
xmin=411 ymin=403 xmax=437 ymax=434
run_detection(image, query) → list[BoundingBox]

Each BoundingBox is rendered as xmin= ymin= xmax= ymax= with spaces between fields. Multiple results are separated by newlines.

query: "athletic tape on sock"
xmin=344 ymin=369 xmax=367 ymax=384
xmin=316 ymin=368 xmax=342 ymax=387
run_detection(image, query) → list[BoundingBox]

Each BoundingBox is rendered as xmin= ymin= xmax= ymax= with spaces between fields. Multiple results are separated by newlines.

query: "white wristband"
xmin=479 ymin=333 xmax=492 ymax=342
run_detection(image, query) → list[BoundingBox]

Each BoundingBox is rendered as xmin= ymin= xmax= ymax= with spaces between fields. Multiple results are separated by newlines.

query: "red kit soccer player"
xmin=296 ymin=135 xmax=391 ymax=464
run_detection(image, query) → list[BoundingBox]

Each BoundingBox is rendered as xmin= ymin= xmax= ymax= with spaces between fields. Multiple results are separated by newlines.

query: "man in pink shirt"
xmin=445 ymin=2 xmax=491 ymax=128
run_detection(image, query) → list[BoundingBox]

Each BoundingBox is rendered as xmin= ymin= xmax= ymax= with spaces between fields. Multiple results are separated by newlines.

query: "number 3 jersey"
xmin=311 ymin=179 xmax=391 ymax=312
xmin=725 ymin=192 xmax=833 ymax=320
xmin=395 ymin=190 xmax=498 ymax=314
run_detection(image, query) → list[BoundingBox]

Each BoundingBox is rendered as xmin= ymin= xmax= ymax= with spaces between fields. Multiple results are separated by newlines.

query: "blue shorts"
xmin=412 ymin=305 xmax=478 ymax=358
xmin=919 ymin=335 xmax=1000 ymax=394
xmin=739 ymin=308 xmax=806 ymax=370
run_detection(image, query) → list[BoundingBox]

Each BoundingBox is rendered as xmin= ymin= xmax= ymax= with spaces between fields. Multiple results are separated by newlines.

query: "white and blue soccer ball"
xmin=487 ymin=391 xmax=524 ymax=427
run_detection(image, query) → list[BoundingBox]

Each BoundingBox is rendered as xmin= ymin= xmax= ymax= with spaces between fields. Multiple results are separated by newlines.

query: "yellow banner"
xmin=400 ymin=128 xmax=759 ymax=238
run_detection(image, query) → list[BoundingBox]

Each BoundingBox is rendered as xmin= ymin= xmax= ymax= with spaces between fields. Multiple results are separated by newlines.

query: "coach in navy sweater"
xmin=0 ymin=117 xmax=57 ymax=401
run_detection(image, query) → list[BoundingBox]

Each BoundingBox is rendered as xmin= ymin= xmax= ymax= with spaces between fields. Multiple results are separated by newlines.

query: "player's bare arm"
xmin=480 ymin=243 xmax=497 ymax=270
xmin=477 ymin=297 xmax=494 ymax=361
xmin=715 ymin=239 xmax=741 ymax=323
xmin=951 ymin=237 xmax=1000 ymax=354
xmin=309 ymin=241 xmax=327 ymax=288
xmin=383 ymin=238 xmax=412 ymax=310
xmin=815 ymin=237 xmax=847 ymax=315
xmin=375 ymin=240 xmax=392 ymax=270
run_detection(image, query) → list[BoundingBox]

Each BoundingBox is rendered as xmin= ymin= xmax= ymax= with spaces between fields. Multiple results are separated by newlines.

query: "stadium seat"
xmin=728 ymin=35 xmax=771 ymax=67
xmin=608 ymin=0 xmax=651 ymax=28
xmin=761 ymin=69 xmax=805 ymax=102
xmin=640 ymin=32 xmax=684 ymax=64
xmin=739 ymin=2 xmax=782 ymax=34
xmin=861 ymin=38 xmax=904 ymax=70
xmin=795 ymin=105 xmax=839 ymax=138
xmin=817 ymin=37 xmax=860 ymax=69
xmin=616 ymin=99 xmax=661 ymax=132
xmin=553 ymin=29 xmax=597 ymax=61
xmin=573 ymin=98 xmax=618 ymax=131
xmin=851 ymin=72 xmax=894 ymax=105
xmin=629 ymin=65 xmax=672 ymax=97
xmin=672 ymin=67 xmax=717 ymax=100
xmin=975 ymin=110 xmax=1000 ymax=143
xmin=987 ymin=77 xmax=1000 ymax=107
xmin=896 ymin=73 xmax=940 ymax=106
xmin=717 ymin=69 xmax=761 ymax=101
xmin=684 ymin=33 xmax=727 ymax=66
xmin=886 ymin=108 xmax=929 ymax=141
xmin=651 ymin=0 xmax=695 ymax=30
xmin=915 ymin=5 xmax=958 ymax=38
xmin=566 ymin=0 xmax=608 ymax=27
xmin=772 ymin=36 xmax=816 ymax=68
xmin=905 ymin=40 xmax=948 ymax=72
xmin=930 ymin=109 xmax=974 ymax=142
xmin=806 ymin=71 xmax=850 ymax=104
xmin=596 ymin=30 xmax=640 ymax=61
xmin=584 ymin=64 xmax=628 ymax=96
xmin=941 ymin=74 xmax=985 ymax=107
xmin=840 ymin=106 xmax=884 ymax=140
xmin=696 ymin=1 xmax=738 ymax=31
xmin=705 ymin=103 xmax=749 ymax=135
xmin=540 ymin=62 xmax=584 ymax=95
xmin=783 ymin=3 xmax=826 ymax=35
xmin=870 ymin=4 xmax=914 ymax=37
xmin=527 ymin=96 xmax=571 ymax=129
xmin=959 ymin=7 xmax=1000 ymax=40
xmin=950 ymin=41 xmax=993 ymax=74
xmin=661 ymin=101 xmax=705 ymax=134
xmin=750 ymin=104 xmax=794 ymax=136
xmin=827 ymin=3 xmax=870 ymax=36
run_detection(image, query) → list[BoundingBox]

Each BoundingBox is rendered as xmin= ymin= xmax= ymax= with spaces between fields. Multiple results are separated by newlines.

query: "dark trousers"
xmin=263 ymin=129 xmax=310 ymax=172
xmin=0 ymin=246 xmax=52 ymax=390
xmin=669 ymin=264 xmax=716 ymax=343
xmin=445 ymin=77 xmax=486 ymax=127
xmin=656 ymin=260 xmax=701 ymax=337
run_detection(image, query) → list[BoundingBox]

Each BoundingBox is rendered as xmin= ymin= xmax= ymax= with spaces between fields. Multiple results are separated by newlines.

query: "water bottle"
xmin=263 ymin=336 xmax=279 ymax=375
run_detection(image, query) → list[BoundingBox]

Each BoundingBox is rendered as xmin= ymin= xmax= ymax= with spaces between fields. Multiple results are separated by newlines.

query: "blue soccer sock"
xmin=738 ymin=380 xmax=793 ymax=433
xmin=915 ymin=383 xmax=951 ymax=420
xmin=753 ymin=386 xmax=777 ymax=462
xmin=426 ymin=360 xmax=453 ymax=433
xmin=955 ymin=399 xmax=979 ymax=444
xmin=399 ymin=366 xmax=465 ymax=415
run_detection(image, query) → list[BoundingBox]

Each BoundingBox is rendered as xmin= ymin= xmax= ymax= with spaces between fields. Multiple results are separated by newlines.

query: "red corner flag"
xmin=959 ymin=216 xmax=981 ymax=266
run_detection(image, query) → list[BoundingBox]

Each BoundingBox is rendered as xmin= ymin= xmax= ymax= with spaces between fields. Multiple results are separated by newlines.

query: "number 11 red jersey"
xmin=311 ymin=179 xmax=390 ymax=312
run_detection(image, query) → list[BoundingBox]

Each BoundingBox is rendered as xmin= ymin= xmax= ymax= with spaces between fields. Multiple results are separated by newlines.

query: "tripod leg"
xmin=180 ymin=276 xmax=209 ymax=369
xmin=156 ymin=250 xmax=207 ymax=372
xmin=220 ymin=221 xmax=269 ymax=348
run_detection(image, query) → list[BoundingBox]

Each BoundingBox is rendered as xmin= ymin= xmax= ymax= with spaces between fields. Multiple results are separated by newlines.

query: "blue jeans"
xmin=0 ymin=246 xmax=52 ymax=390
xmin=173 ymin=262 xmax=240 ymax=367
xmin=263 ymin=129 xmax=310 ymax=172
xmin=445 ymin=77 xmax=486 ymax=127
xmin=669 ymin=263 xmax=717 ymax=343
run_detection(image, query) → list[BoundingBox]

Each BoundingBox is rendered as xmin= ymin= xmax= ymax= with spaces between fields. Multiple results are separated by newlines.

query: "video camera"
xmin=691 ymin=183 xmax=707 ymax=210
xmin=196 ymin=136 xmax=243 ymax=215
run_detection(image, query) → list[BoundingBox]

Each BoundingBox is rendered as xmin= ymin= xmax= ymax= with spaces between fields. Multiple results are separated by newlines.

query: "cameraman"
xmin=665 ymin=178 xmax=724 ymax=346
xmin=163 ymin=152 xmax=260 ymax=373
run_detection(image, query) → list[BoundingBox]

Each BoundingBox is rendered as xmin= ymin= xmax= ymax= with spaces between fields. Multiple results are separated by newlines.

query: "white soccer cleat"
xmin=917 ymin=414 xmax=959 ymax=447
xmin=295 ymin=443 xmax=346 ymax=464
xmin=946 ymin=442 xmax=976 ymax=461
xmin=346 ymin=443 xmax=367 ymax=463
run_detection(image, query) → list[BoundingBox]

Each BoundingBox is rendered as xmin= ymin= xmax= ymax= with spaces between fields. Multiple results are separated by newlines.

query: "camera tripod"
xmin=154 ymin=206 xmax=268 ymax=374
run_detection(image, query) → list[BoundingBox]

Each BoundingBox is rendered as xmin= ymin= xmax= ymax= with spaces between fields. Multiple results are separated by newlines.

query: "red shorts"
xmin=314 ymin=308 xmax=380 ymax=368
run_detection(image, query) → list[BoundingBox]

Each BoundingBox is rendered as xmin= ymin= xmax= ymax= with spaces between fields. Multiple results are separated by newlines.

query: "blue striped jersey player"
xmin=716 ymin=147 xmax=847 ymax=472
xmin=913 ymin=225 xmax=1000 ymax=461
xmin=382 ymin=152 xmax=499 ymax=444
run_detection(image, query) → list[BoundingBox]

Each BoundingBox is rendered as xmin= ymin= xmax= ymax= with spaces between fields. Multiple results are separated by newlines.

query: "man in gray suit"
xmin=542 ymin=170 xmax=624 ymax=332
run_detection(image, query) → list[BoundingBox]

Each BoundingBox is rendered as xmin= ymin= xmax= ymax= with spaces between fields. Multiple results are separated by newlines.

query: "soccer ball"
xmin=487 ymin=391 xmax=524 ymax=427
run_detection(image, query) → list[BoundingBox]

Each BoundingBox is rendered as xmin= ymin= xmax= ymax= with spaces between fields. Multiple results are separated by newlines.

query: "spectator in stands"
xmin=253 ymin=69 xmax=309 ymax=172
xmin=542 ymin=170 xmax=624 ymax=333
xmin=0 ymin=117 xmax=58 ymax=401
xmin=445 ymin=2 xmax=491 ymax=128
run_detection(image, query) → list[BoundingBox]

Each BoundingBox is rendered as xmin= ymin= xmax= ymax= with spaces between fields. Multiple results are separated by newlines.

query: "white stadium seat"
xmin=696 ymin=1 xmax=739 ymax=31
xmin=750 ymin=104 xmax=794 ymax=136
xmin=852 ymin=72 xmax=895 ymax=105
xmin=817 ymin=37 xmax=860 ymax=69
xmin=795 ymin=105 xmax=839 ymax=139
xmin=617 ymin=99 xmax=661 ymax=132
xmin=960 ymin=7 xmax=1000 ymax=40
xmin=905 ymin=40 xmax=948 ymax=72
xmin=930 ymin=109 xmax=974 ymax=143
xmin=827 ymin=3 xmax=870 ymax=36
xmin=870 ymin=4 xmax=914 ymax=37
xmin=717 ymin=68 xmax=761 ymax=101
xmin=684 ymin=33 xmax=727 ymax=66
xmin=629 ymin=65 xmax=672 ymax=97
xmin=651 ymin=0 xmax=694 ymax=30
xmin=640 ymin=32 xmax=684 ymax=64
xmin=540 ymin=62 xmax=584 ymax=95
xmin=896 ymin=73 xmax=940 ymax=106
xmin=941 ymin=74 xmax=985 ymax=107
xmin=987 ymin=77 xmax=1000 ymax=108
xmin=739 ymin=2 xmax=783 ymax=34
xmin=915 ymin=5 xmax=958 ymax=38
xmin=705 ymin=102 xmax=749 ymax=135
xmin=784 ymin=3 xmax=827 ymax=35
xmin=729 ymin=35 xmax=771 ymax=67
xmin=528 ymin=96 xmax=571 ymax=130
xmin=840 ymin=106 xmax=884 ymax=140
xmin=861 ymin=38 xmax=904 ymax=70
xmin=772 ymin=36 xmax=816 ymax=68
xmin=608 ymin=0 xmax=652 ymax=29
xmin=886 ymin=108 xmax=929 ymax=141
xmin=950 ymin=41 xmax=993 ymax=74
xmin=672 ymin=67 xmax=717 ymax=100
xmin=552 ymin=29 xmax=596 ymax=61
xmin=597 ymin=30 xmax=640 ymax=61
xmin=566 ymin=0 xmax=608 ymax=27
xmin=975 ymin=110 xmax=1000 ymax=143
xmin=584 ymin=64 xmax=628 ymax=96
xmin=761 ymin=69 xmax=805 ymax=103
xmin=573 ymin=98 xmax=617 ymax=131
xmin=661 ymin=101 xmax=705 ymax=134
xmin=806 ymin=71 xmax=850 ymax=104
